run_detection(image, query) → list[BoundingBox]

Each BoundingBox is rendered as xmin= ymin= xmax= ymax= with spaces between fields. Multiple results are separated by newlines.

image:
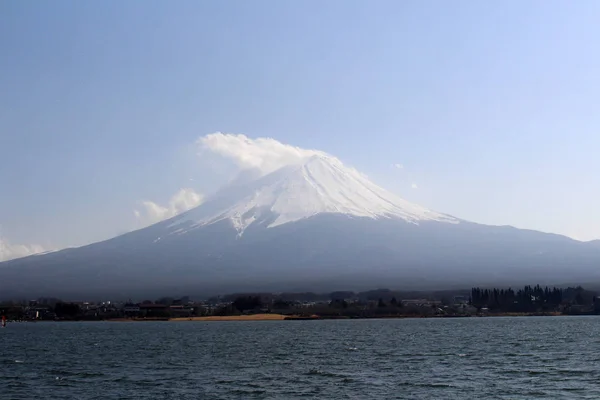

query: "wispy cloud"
xmin=411 ymin=183 xmax=418 ymax=189
xmin=197 ymin=132 xmax=328 ymax=175
xmin=135 ymin=188 xmax=204 ymax=226
xmin=0 ymin=237 xmax=47 ymax=262
xmin=393 ymin=163 xmax=404 ymax=169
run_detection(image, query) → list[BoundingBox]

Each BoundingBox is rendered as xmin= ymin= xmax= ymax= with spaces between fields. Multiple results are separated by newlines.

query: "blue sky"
xmin=2 ymin=1 xmax=600 ymax=256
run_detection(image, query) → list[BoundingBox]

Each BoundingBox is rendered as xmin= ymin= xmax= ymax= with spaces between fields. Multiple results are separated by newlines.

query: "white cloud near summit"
xmin=135 ymin=188 xmax=204 ymax=226
xmin=198 ymin=132 xmax=328 ymax=175
xmin=135 ymin=133 xmax=331 ymax=228
xmin=0 ymin=237 xmax=46 ymax=262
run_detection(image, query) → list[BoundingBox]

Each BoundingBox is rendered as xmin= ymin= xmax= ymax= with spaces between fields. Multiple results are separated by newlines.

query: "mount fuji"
xmin=168 ymin=154 xmax=457 ymax=236
xmin=2 ymin=153 xmax=600 ymax=299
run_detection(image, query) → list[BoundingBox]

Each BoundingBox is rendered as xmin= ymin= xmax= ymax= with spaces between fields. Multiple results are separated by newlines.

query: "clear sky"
xmin=2 ymin=1 xmax=600 ymax=258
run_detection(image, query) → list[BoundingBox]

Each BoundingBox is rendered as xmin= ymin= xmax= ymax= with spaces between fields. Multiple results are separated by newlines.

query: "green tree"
xmin=233 ymin=296 xmax=262 ymax=312
xmin=54 ymin=303 xmax=80 ymax=319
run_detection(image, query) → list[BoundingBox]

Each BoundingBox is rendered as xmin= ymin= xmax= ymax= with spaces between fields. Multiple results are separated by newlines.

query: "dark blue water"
xmin=2 ymin=317 xmax=600 ymax=399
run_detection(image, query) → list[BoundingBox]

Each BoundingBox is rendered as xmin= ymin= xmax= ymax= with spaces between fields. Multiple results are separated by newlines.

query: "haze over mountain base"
xmin=2 ymin=213 xmax=599 ymax=299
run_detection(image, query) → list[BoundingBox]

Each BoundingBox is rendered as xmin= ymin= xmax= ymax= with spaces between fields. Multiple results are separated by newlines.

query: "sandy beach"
xmin=169 ymin=314 xmax=290 ymax=321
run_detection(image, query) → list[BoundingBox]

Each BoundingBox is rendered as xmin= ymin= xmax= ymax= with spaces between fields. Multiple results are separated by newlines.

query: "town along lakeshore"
xmin=2 ymin=285 xmax=599 ymax=323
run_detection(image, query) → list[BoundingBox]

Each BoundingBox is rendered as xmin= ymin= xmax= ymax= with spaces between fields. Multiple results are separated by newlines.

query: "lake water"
xmin=2 ymin=317 xmax=600 ymax=399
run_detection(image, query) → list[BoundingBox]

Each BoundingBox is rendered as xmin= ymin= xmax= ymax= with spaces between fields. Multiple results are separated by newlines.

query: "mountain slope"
xmin=1 ymin=155 xmax=600 ymax=299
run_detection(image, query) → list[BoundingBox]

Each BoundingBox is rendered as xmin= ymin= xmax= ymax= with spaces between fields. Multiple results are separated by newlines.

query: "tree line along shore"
xmin=1 ymin=285 xmax=599 ymax=322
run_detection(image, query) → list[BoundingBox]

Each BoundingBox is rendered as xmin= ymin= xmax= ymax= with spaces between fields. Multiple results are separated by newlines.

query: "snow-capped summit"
xmin=169 ymin=154 xmax=457 ymax=235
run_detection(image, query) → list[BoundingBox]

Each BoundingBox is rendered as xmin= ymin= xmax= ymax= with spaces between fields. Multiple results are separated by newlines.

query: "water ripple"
xmin=1 ymin=317 xmax=600 ymax=399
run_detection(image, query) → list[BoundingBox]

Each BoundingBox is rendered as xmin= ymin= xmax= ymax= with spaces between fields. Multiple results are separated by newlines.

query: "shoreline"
xmin=6 ymin=312 xmax=577 ymax=323
xmin=115 ymin=312 xmax=566 ymax=322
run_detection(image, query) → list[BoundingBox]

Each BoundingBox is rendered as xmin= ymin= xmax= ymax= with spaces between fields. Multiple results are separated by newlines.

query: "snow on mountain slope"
xmin=168 ymin=154 xmax=457 ymax=235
